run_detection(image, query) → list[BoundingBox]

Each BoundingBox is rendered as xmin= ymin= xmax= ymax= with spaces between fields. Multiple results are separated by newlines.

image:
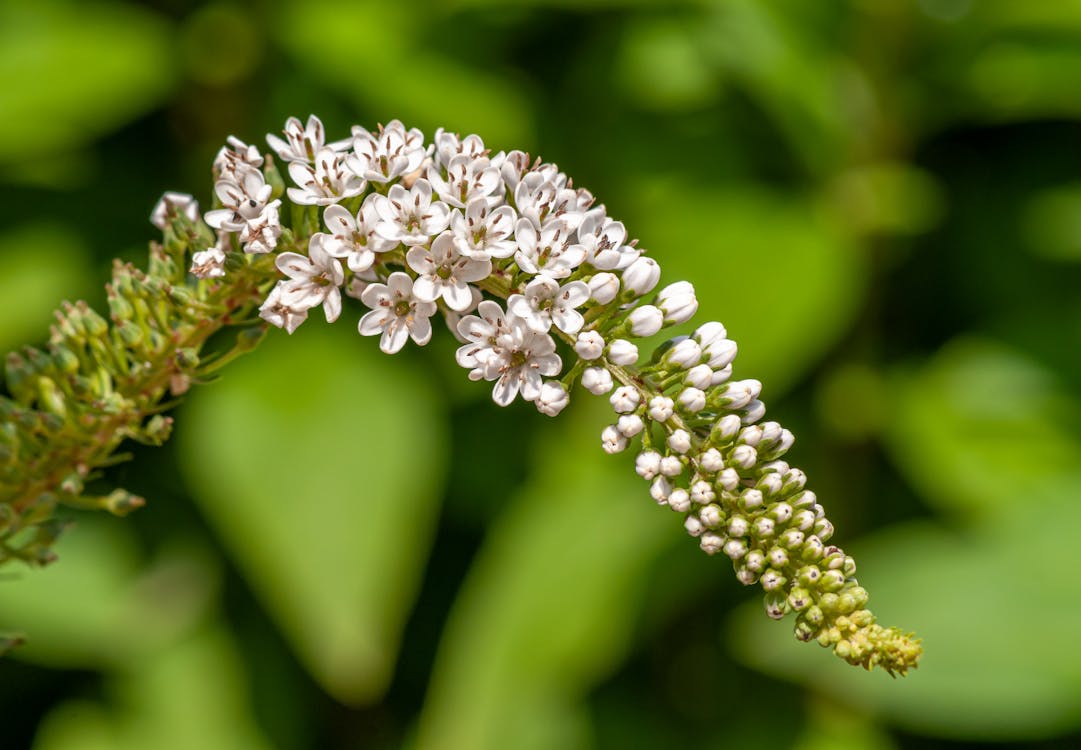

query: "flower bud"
xmin=729 ymin=444 xmax=758 ymax=470
xmin=588 ymin=272 xmax=620 ymax=304
xmin=677 ymin=387 xmax=706 ymax=413
xmin=705 ymin=339 xmax=737 ymax=369
xmin=659 ymin=455 xmax=683 ymax=477
xmin=700 ymin=504 xmax=724 ymax=528
xmin=700 ymin=533 xmax=724 ymax=555
xmin=574 ymin=330 xmax=605 ymax=360
xmin=648 ymin=396 xmax=674 ymax=422
xmin=656 ymin=281 xmax=698 ymax=323
xmin=636 ymin=450 xmax=662 ymax=479
xmin=684 ymin=515 xmax=704 ymax=537
xmin=693 ymin=321 xmax=726 ymax=347
xmin=718 ymin=379 xmax=762 ymax=409
xmin=710 ymin=413 xmax=743 ymax=444
xmin=684 ymin=364 xmax=713 ymax=389
xmin=627 ymin=305 xmax=664 ymax=337
xmin=742 ymin=399 xmax=766 ymax=424
xmin=667 ymin=429 xmax=691 ymax=454
xmin=650 ymin=476 xmax=671 ymax=503
xmin=607 ymin=339 xmax=638 ymax=365
xmin=665 ymin=338 xmax=702 ymax=369
xmin=717 ymin=467 xmax=740 ymax=491
xmin=609 ymin=385 xmax=640 ymax=413
xmin=581 ymin=367 xmax=613 ymax=395
xmin=621 ymin=257 xmax=661 ymax=295
xmin=690 ymin=480 xmax=715 ymax=504
xmin=617 ymin=414 xmax=644 ymax=437
xmin=535 ymin=381 xmax=569 ymax=416
xmin=668 ymin=488 xmax=691 ymax=512
xmin=698 ymin=447 xmax=724 ymax=473
xmin=601 ymin=425 xmax=628 ymax=454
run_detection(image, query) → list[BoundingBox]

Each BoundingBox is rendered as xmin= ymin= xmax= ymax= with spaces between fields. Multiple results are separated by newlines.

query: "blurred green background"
xmin=2 ymin=0 xmax=1081 ymax=747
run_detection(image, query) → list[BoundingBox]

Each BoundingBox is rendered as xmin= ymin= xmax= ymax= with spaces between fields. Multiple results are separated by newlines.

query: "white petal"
xmin=492 ymin=374 xmax=520 ymax=406
xmin=382 ymin=319 xmax=410 ymax=353
xmin=323 ymin=288 xmax=342 ymax=323
xmin=443 ymin=282 xmax=473 ymax=312
xmin=412 ymin=275 xmax=440 ymax=303
xmin=358 ymin=309 xmax=390 ymax=336
xmin=409 ymin=314 xmax=433 ymax=345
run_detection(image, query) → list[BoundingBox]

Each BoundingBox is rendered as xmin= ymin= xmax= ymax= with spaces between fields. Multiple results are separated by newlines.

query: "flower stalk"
xmin=0 ymin=116 xmax=921 ymax=674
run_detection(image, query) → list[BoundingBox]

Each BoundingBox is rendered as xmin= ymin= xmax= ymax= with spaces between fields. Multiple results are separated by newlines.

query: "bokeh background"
xmin=2 ymin=0 xmax=1081 ymax=748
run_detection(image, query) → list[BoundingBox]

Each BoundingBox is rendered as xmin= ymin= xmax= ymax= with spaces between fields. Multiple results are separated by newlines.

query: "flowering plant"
xmin=0 ymin=116 xmax=921 ymax=675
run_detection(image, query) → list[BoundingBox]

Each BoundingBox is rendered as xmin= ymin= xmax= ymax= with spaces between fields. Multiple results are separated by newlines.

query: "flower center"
xmin=395 ymin=300 xmax=411 ymax=316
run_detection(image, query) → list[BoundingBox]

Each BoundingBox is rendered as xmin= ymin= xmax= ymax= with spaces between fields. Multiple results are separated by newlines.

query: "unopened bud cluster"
xmin=0 ymin=115 xmax=920 ymax=674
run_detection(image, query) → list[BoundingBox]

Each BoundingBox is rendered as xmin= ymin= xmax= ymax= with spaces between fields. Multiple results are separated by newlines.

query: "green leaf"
xmin=1021 ymin=182 xmax=1081 ymax=262
xmin=0 ymin=0 xmax=174 ymax=166
xmin=883 ymin=338 xmax=1081 ymax=520
xmin=629 ymin=183 xmax=868 ymax=394
xmin=0 ymin=224 xmax=92 ymax=351
xmin=33 ymin=625 xmax=272 ymax=750
xmin=0 ymin=520 xmax=218 ymax=669
xmin=413 ymin=399 xmax=674 ymax=750
xmin=179 ymin=322 xmax=448 ymax=704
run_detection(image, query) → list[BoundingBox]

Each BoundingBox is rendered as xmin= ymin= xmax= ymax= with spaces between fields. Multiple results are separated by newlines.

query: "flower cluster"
xmin=173 ymin=115 xmax=920 ymax=675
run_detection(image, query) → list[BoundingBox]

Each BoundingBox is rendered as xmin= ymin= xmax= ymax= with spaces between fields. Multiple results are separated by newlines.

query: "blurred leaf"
xmin=0 ymin=0 xmax=175 ymax=166
xmin=630 ymin=183 xmax=868 ymax=394
xmin=959 ymin=41 xmax=1081 ymax=122
xmin=883 ymin=338 xmax=1081 ymax=521
xmin=179 ymin=323 xmax=448 ymax=704
xmin=413 ymin=399 xmax=674 ymax=750
xmin=616 ymin=17 xmax=720 ymax=111
xmin=1021 ymin=182 xmax=1081 ymax=262
xmin=0 ymin=224 xmax=92 ymax=351
xmin=272 ymin=0 xmax=533 ymax=150
xmin=826 ymin=163 xmax=944 ymax=237
xmin=33 ymin=626 xmax=271 ymax=750
xmin=795 ymin=694 xmax=897 ymax=750
xmin=0 ymin=521 xmax=217 ymax=669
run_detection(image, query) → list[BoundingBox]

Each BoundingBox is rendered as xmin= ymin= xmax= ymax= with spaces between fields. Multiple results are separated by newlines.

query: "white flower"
xmin=535 ymin=381 xmax=570 ymax=417
xmin=267 ymin=115 xmax=335 ymax=163
xmin=259 ymin=283 xmax=309 ymax=334
xmin=577 ymin=210 xmax=628 ymax=270
xmin=513 ymin=218 xmax=585 ymax=279
xmin=427 ymin=154 xmax=502 ymax=208
xmin=677 ymin=387 xmax=707 ymax=413
xmin=275 ymin=239 xmax=344 ymax=322
xmin=450 ymin=199 xmax=518 ymax=259
xmin=627 ymin=305 xmax=664 ymax=337
xmin=481 ymin=316 xmax=563 ymax=406
xmin=607 ymin=339 xmax=638 ymax=365
xmin=656 ymin=281 xmax=698 ymax=324
xmin=190 ymin=246 xmax=226 ymax=279
xmin=359 ymin=271 xmax=437 ymax=353
xmin=213 ymin=136 xmax=264 ymax=180
xmin=588 ymin=272 xmax=620 ymax=304
xmin=513 ymin=172 xmax=559 ymax=228
xmin=610 ymin=385 xmax=640 ymax=414
xmin=318 ymin=198 xmax=397 ymax=273
xmin=455 ymin=300 xmax=513 ymax=374
xmin=373 ymin=179 xmax=451 ymax=247
xmin=150 ymin=192 xmax=199 ymax=230
xmin=406 ymin=232 xmax=491 ymax=311
xmin=347 ymin=120 xmax=427 ymax=184
xmin=490 ymin=149 xmax=531 ymax=191
xmin=601 ymin=425 xmax=628 ymax=454
xmin=666 ymin=338 xmax=703 ymax=368
xmin=507 ymin=277 xmax=589 ymax=334
xmin=287 ymin=147 xmax=366 ymax=205
xmin=574 ymin=330 xmax=605 ymax=360
xmin=581 ymin=366 xmax=613 ymax=395
xmin=635 ymin=451 xmax=662 ymax=479
xmin=617 ymin=414 xmax=644 ymax=437
xmin=205 ymin=169 xmax=273 ymax=232
xmin=648 ymin=396 xmax=674 ymax=422
xmin=432 ymin=128 xmax=488 ymax=170
xmin=621 ymin=257 xmax=661 ymax=296
xmin=239 ymin=200 xmax=282 ymax=254
xmin=668 ymin=429 xmax=691 ymax=454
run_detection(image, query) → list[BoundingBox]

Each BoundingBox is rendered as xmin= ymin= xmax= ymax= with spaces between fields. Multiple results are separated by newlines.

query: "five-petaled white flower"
xmin=347 ymin=120 xmax=427 ymax=184
xmin=358 ymin=271 xmax=437 ymax=353
xmin=450 ymin=198 xmax=517 ymax=259
xmin=267 ymin=114 xmax=334 ymax=163
xmin=287 ymin=147 xmax=366 ymax=205
xmin=205 ymin=169 xmax=273 ymax=232
xmin=478 ymin=314 xmax=562 ymax=406
xmin=275 ymin=240 xmax=344 ymax=322
xmin=406 ymin=232 xmax=492 ymax=312
xmin=513 ymin=218 xmax=585 ymax=279
xmin=454 ymin=299 xmax=512 ymax=377
xmin=318 ymin=199 xmax=397 ymax=273
xmin=189 ymin=246 xmax=226 ymax=279
xmin=427 ymin=154 xmax=502 ymax=208
xmin=507 ymin=276 xmax=589 ymax=334
xmin=431 ymin=128 xmax=488 ymax=170
xmin=373 ymin=179 xmax=451 ymax=246
xmin=259 ymin=283 xmax=309 ymax=334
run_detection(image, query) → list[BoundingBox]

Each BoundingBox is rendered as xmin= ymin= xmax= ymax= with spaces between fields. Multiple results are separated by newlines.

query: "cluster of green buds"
xmin=0 ymin=116 xmax=921 ymax=674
